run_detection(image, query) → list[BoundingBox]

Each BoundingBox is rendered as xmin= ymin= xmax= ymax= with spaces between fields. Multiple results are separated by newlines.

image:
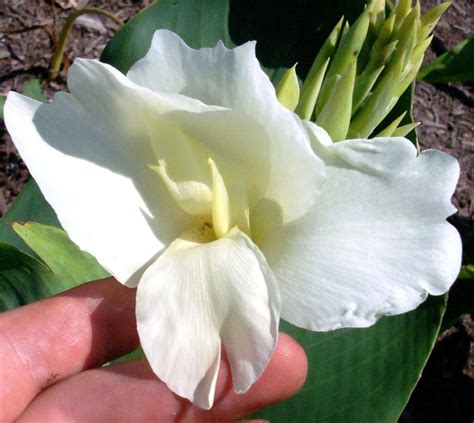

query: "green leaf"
xmin=0 ymin=179 xmax=59 ymax=255
xmin=102 ymin=0 xmax=367 ymax=78
xmin=101 ymin=0 xmax=233 ymax=74
xmin=418 ymin=34 xmax=474 ymax=83
xmin=0 ymin=222 xmax=108 ymax=312
xmin=13 ymin=222 xmax=109 ymax=284
xmin=0 ymin=80 xmax=46 ymax=122
xmin=22 ymin=80 xmax=48 ymax=103
xmin=0 ymin=242 xmax=76 ymax=312
xmin=256 ymin=295 xmax=446 ymax=422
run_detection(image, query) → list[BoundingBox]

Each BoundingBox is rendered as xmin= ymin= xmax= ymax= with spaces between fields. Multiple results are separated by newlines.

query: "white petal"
xmin=260 ymin=137 xmax=461 ymax=331
xmin=129 ymin=30 xmax=326 ymax=227
xmin=160 ymin=109 xmax=270 ymax=208
xmin=136 ymin=227 xmax=280 ymax=408
xmin=4 ymin=59 xmax=213 ymax=286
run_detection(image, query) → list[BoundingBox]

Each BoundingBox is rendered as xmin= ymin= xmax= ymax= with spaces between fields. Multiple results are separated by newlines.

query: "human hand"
xmin=0 ymin=278 xmax=307 ymax=422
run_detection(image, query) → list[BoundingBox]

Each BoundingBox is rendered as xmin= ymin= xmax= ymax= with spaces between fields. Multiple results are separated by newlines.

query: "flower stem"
xmin=49 ymin=8 xmax=123 ymax=80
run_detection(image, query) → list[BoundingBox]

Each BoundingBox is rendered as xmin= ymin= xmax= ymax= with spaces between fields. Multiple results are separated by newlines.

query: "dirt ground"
xmin=0 ymin=0 xmax=473 ymax=421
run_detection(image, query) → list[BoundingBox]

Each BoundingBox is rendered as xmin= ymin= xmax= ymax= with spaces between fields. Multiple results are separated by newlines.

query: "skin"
xmin=0 ymin=278 xmax=308 ymax=422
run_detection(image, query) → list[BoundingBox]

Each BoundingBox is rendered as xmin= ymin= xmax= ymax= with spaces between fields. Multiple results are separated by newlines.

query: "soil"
xmin=0 ymin=1 xmax=473 ymax=422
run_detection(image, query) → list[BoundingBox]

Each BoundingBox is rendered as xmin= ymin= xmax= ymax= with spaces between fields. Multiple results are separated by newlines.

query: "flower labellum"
xmin=4 ymin=30 xmax=462 ymax=408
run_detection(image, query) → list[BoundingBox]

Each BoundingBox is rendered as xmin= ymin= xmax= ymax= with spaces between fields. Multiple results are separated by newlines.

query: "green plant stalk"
xmin=49 ymin=8 xmax=123 ymax=80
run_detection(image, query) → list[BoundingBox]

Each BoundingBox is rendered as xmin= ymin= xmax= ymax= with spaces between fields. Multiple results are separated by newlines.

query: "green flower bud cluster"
xmin=276 ymin=0 xmax=450 ymax=142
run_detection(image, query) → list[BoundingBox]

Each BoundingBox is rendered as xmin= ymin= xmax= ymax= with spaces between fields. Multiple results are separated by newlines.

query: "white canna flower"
xmin=4 ymin=30 xmax=461 ymax=409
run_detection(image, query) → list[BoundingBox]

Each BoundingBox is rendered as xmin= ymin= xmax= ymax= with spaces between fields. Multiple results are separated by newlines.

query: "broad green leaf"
xmin=418 ymin=35 xmax=474 ymax=83
xmin=0 ymin=227 xmax=108 ymax=312
xmin=13 ymin=222 xmax=108 ymax=284
xmin=102 ymin=0 xmax=367 ymax=79
xmin=256 ymin=296 xmax=446 ymax=422
xmin=0 ymin=179 xmax=59 ymax=255
xmin=0 ymin=242 xmax=76 ymax=312
xmin=0 ymin=223 xmax=108 ymax=312
xmin=101 ymin=0 xmax=233 ymax=74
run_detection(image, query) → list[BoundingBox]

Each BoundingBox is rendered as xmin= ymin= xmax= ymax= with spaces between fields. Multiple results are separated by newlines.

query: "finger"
xmin=18 ymin=333 xmax=308 ymax=422
xmin=0 ymin=277 xmax=138 ymax=422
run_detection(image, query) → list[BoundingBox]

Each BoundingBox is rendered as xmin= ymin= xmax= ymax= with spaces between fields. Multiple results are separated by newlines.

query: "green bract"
xmin=289 ymin=0 xmax=451 ymax=141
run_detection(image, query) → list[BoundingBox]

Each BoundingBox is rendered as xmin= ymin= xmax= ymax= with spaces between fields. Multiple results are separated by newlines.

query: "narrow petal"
xmin=4 ymin=59 xmax=212 ymax=286
xmin=260 ymin=137 xmax=461 ymax=331
xmin=209 ymin=158 xmax=250 ymax=238
xmin=128 ymin=30 xmax=326 ymax=227
xmin=147 ymin=119 xmax=214 ymax=217
xmin=136 ymin=227 xmax=280 ymax=408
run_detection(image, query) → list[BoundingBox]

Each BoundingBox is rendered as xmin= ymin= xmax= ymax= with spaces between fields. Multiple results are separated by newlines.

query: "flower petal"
xmin=4 ymin=58 xmax=214 ymax=286
xmin=128 ymin=30 xmax=326 ymax=227
xmin=259 ymin=135 xmax=461 ymax=331
xmin=149 ymin=108 xmax=271 ymax=214
xmin=136 ymin=227 xmax=280 ymax=408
